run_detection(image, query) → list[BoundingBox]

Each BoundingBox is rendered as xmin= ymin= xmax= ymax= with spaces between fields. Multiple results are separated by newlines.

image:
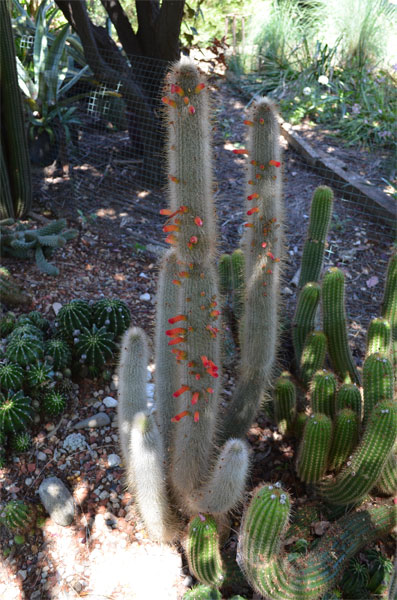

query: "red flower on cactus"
xmin=171 ymin=410 xmax=189 ymax=422
xmin=194 ymin=216 xmax=203 ymax=227
xmin=259 ymin=117 xmax=265 ymax=124
xmin=188 ymin=105 xmax=196 ymax=115
xmin=195 ymin=83 xmax=205 ymax=93
xmin=201 ymin=356 xmax=219 ymax=378
xmin=162 ymin=97 xmax=177 ymax=108
xmin=183 ymin=96 xmax=189 ymax=105
xmin=163 ymin=224 xmax=180 ymax=233
xmin=166 ymin=327 xmax=187 ymax=337
xmin=250 ymin=160 xmax=257 ymax=166
xmin=168 ymin=336 xmax=185 ymax=346
xmin=269 ymin=160 xmax=281 ymax=167
xmin=244 ymin=120 xmax=254 ymax=126
xmin=173 ymin=385 xmax=190 ymax=398
xmin=171 ymin=84 xmax=184 ymax=96
xmin=247 ymin=207 xmax=259 ymax=215
xmin=168 ymin=175 xmax=180 ymax=183
xmin=191 ymin=392 xmax=199 ymax=405
xmin=247 ymin=193 xmax=259 ymax=201
xmin=190 ymin=236 xmax=198 ymax=244
xmin=168 ymin=315 xmax=187 ymax=324
xmin=233 ymin=148 xmax=249 ymax=155
xmin=194 ymin=411 xmax=200 ymax=422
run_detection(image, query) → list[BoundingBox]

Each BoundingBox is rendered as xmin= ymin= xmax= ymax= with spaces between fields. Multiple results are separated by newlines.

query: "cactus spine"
xmin=321 ymin=267 xmax=360 ymax=384
xmin=238 ymin=483 xmax=396 ymax=600
xmin=273 ymin=372 xmax=296 ymax=434
xmin=221 ymin=98 xmax=283 ymax=441
xmin=296 ymin=413 xmax=332 ymax=483
xmin=298 ymin=186 xmax=333 ymax=288
xmin=292 ymin=283 xmax=321 ymax=366
xmin=186 ymin=514 xmax=225 ymax=587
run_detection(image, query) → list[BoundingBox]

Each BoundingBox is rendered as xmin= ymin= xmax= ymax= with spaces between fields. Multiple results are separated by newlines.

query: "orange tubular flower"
xmin=168 ymin=315 xmax=187 ymax=324
xmin=247 ymin=207 xmax=259 ymax=216
xmin=168 ymin=175 xmax=180 ymax=183
xmin=173 ymin=385 xmax=190 ymax=398
xmin=250 ymin=159 xmax=257 ymax=166
xmin=183 ymin=96 xmax=189 ymax=105
xmin=165 ymin=235 xmax=177 ymax=245
xmin=233 ymin=148 xmax=249 ymax=155
xmin=172 ymin=279 xmax=181 ymax=286
xmin=194 ymin=411 xmax=200 ymax=422
xmin=195 ymin=83 xmax=205 ymax=93
xmin=269 ymin=160 xmax=281 ymax=167
xmin=162 ymin=97 xmax=177 ymax=108
xmin=163 ymin=224 xmax=180 ymax=233
xmin=210 ymin=309 xmax=220 ymax=318
xmin=188 ymin=105 xmax=196 ymax=115
xmin=244 ymin=223 xmax=254 ymax=228
xmin=244 ymin=120 xmax=254 ymax=126
xmin=247 ymin=193 xmax=259 ymax=201
xmin=165 ymin=327 xmax=187 ymax=337
xmin=171 ymin=410 xmax=189 ymax=423
xmin=171 ymin=84 xmax=184 ymax=96
xmin=191 ymin=392 xmax=199 ymax=405
xmin=168 ymin=336 xmax=185 ymax=346
xmin=194 ymin=216 xmax=203 ymax=227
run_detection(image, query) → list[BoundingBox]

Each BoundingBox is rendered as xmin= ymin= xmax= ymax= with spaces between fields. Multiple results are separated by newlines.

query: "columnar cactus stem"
xmin=298 ymin=186 xmax=333 ymax=288
xmin=362 ymin=353 xmax=393 ymax=426
xmin=273 ymin=372 xmax=296 ymax=435
xmin=221 ymin=99 xmax=283 ymax=441
xmin=231 ymin=249 xmax=245 ymax=319
xmin=376 ymin=448 xmax=397 ymax=496
xmin=328 ymin=408 xmax=359 ymax=472
xmin=336 ymin=383 xmax=362 ymax=422
xmin=186 ymin=514 xmax=225 ymax=587
xmin=318 ymin=399 xmax=397 ymax=505
xmin=292 ymin=283 xmax=321 ymax=366
xmin=381 ymin=252 xmax=396 ymax=367
xmin=299 ymin=330 xmax=327 ymax=387
xmin=238 ymin=483 xmax=396 ymax=600
xmin=296 ymin=413 xmax=332 ymax=483
xmin=366 ymin=317 xmax=392 ymax=358
xmin=322 ymin=267 xmax=360 ymax=384
xmin=310 ymin=370 xmax=337 ymax=418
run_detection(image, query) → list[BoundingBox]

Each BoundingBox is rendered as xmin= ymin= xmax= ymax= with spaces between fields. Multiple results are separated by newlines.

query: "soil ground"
xmin=1 ymin=78 xmax=395 ymax=600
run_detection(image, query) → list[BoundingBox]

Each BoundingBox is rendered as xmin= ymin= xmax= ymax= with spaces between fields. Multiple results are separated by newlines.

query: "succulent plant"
xmin=92 ymin=298 xmax=131 ymax=337
xmin=20 ymin=310 xmax=50 ymax=332
xmin=8 ymin=323 xmax=43 ymax=341
xmin=0 ymin=390 xmax=33 ymax=433
xmin=56 ymin=299 xmax=92 ymax=339
xmin=44 ymin=337 xmax=72 ymax=371
xmin=75 ymin=324 xmax=116 ymax=368
xmin=10 ymin=431 xmax=31 ymax=453
xmin=0 ymin=361 xmax=24 ymax=390
xmin=299 ymin=330 xmax=327 ymax=388
xmin=296 ymin=413 xmax=332 ymax=483
xmin=362 ymin=352 xmax=393 ymax=425
xmin=183 ymin=586 xmax=222 ymax=600
xmin=0 ymin=500 xmax=36 ymax=533
xmin=381 ymin=252 xmax=396 ymax=367
xmin=292 ymin=282 xmax=321 ymax=367
xmin=5 ymin=334 xmax=44 ymax=366
xmin=309 ymin=370 xmax=337 ymax=418
xmin=273 ymin=372 xmax=296 ymax=435
xmin=327 ymin=408 xmax=359 ymax=472
xmin=0 ymin=311 xmax=16 ymax=337
xmin=26 ymin=361 xmax=54 ymax=389
xmin=41 ymin=390 xmax=67 ymax=416
xmin=186 ymin=514 xmax=225 ymax=587
xmin=0 ymin=267 xmax=31 ymax=306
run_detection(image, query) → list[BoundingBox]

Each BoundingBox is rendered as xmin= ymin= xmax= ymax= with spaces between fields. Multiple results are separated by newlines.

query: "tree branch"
xmin=100 ymin=0 xmax=143 ymax=59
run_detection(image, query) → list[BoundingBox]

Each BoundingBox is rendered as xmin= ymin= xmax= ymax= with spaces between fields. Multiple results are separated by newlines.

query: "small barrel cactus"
xmin=186 ymin=514 xmax=225 ymax=587
xmin=41 ymin=390 xmax=67 ymax=416
xmin=5 ymin=334 xmax=44 ymax=366
xmin=56 ymin=299 xmax=92 ymax=339
xmin=75 ymin=324 xmax=116 ymax=368
xmin=44 ymin=338 xmax=72 ymax=370
xmin=8 ymin=323 xmax=43 ymax=341
xmin=0 ymin=361 xmax=24 ymax=390
xmin=0 ymin=500 xmax=36 ymax=533
xmin=92 ymin=298 xmax=131 ymax=337
xmin=0 ymin=312 xmax=16 ymax=337
xmin=0 ymin=390 xmax=33 ymax=433
xmin=10 ymin=430 xmax=31 ymax=453
xmin=22 ymin=310 xmax=50 ymax=331
xmin=26 ymin=361 xmax=54 ymax=389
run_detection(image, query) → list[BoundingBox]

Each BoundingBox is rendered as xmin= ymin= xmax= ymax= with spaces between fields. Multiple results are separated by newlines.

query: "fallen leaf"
xmin=366 ymin=276 xmax=379 ymax=288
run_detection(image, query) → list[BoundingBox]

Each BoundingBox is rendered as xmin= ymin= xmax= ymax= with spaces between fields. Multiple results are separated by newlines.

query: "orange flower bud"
xmin=189 ymin=236 xmax=198 ymax=244
xmin=165 ymin=327 xmax=186 ymax=337
xmin=191 ymin=392 xmax=199 ymax=405
xmin=165 ymin=234 xmax=177 ymax=245
xmin=168 ymin=175 xmax=180 ymax=183
xmin=171 ymin=84 xmax=184 ymax=96
xmin=233 ymin=148 xmax=249 ymax=155
xmin=247 ymin=193 xmax=259 ymax=201
xmin=168 ymin=315 xmax=187 ymax=324
xmin=194 ymin=216 xmax=203 ymax=227
xmin=168 ymin=336 xmax=185 ymax=346
xmin=188 ymin=105 xmax=196 ymax=115
xmin=247 ymin=207 xmax=259 ymax=215
xmin=173 ymin=385 xmax=190 ymax=398
xmin=163 ymin=224 xmax=180 ymax=233
xmin=194 ymin=411 xmax=200 ymax=422
xmin=171 ymin=410 xmax=189 ymax=423
xmin=195 ymin=83 xmax=205 ymax=93
xmin=269 ymin=160 xmax=281 ymax=167
xmin=183 ymin=96 xmax=189 ymax=105
xmin=244 ymin=120 xmax=254 ymax=126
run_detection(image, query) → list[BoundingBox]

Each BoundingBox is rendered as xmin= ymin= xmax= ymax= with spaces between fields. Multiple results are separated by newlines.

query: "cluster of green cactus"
xmin=114 ymin=58 xmax=395 ymax=599
xmin=1 ymin=219 xmax=78 ymax=276
xmin=0 ymin=500 xmax=36 ymax=533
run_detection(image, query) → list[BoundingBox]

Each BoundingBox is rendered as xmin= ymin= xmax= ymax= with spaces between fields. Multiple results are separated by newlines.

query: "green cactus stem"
xmin=129 ymin=411 xmax=179 ymax=543
xmin=298 ymin=186 xmax=333 ymax=289
xmin=41 ymin=390 xmax=67 ymax=416
xmin=381 ymin=252 xmax=396 ymax=367
xmin=0 ymin=361 xmax=24 ymax=390
xmin=285 ymin=504 xmax=319 ymax=540
xmin=5 ymin=335 xmax=44 ymax=367
xmin=310 ymin=370 xmax=337 ymax=418
xmin=273 ymin=372 xmax=296 ymax=435
xmin=75 ymin=324 xmax=116 ymax=368
xmin=363 ymin=353 xmax=393 ymax=425
xmin=366 ymin=317 xmax=392 ymax=358
xmin=238 ymin=483 xmax=396 ymax=600
xmin=0 ymin=390 xmax=33 ymax=434
xmin=0 ymin=500 xmax=36 ymax=533
xmin=182 ymin=585 xmax=222 ymax=600
xmin=336 ymin=383 xmax=362 ymax=422
xmin=292 ymin=283 xmax=321 ymax=367
xmin=322 ymin=267 xmax=360 ymax=384
xmin=318 ymin=399 xmax=397 ymax=506
xmin=231 ymin=249 xmax=245 ymax=319
xmin=0 ymin=312 xmax=16 ymax=337
xmin=44 ymin=338 xmax=72 ymax=371
xmin=92 ymin=298 xmax=131 ymax=337
xmin=10 ymin=431 xmax=31 ymax=453
xmin=221 ymin=98 xmax=283 ymax=441
xmin=186 ymin=514 xmax=225 ymax=587
xmin=328 ymin=408 xmax=359 ymax=472
xmin=376 ymin=450 xmax=397 ymax=496
xmin=56 ymin=299 xmax=92 ymax=339
xmin=296 ymin=413 xmax=332 ymax=483
xmin=299 ymin=330 xmax=327 ymax=388
xmin=293 ymin=411 xmax=308 ymax=439
xmin=218 ymin=253 xmax=232 ymax=296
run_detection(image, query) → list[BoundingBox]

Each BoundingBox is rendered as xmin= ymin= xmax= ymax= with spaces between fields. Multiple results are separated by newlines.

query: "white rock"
xmin=107 ymin=454 xmax=121 ymax=468
xmin=37 ymin=451 xmax=47 ymax=461
xmin=99 ymin=490 xmax=109 ymax=500
xmin=103 ymin=396 xmax=118 ymax=408
xmin=52 ymin=302 xmax=62 ymax=315
xmin=139 ymin=292 xmax=151 ymax=301
xmin=74 ymin=413 xmax=110 ymax=429
xmin=38 ymin=477 xmax=75 ymax=526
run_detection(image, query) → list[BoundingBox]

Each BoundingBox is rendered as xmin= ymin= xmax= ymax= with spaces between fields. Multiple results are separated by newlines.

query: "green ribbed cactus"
xmin=92 ymin=298 xmax=131 ymax=337
xmin=296 ymin=413 xmax=332 ymax=483
xmin=75 ymin=325 xmax=116 ymax=368
xmin=117 ymin=58 xmax=278 ymax=550
xmin=5 ymin=335 xmax=44 ymax=366
xmin=44 ymin=338 xmax=72 ymax=370
xmin=186 ymin=515 xmax=225 ymax=587
xmin=363 ymin=352 xmax=393 ymax=425
xmin=0 ymin=0 xmax=32 ymax=219
xmin=0 ymin=361 xmax=24 ymax=390
xmin=366 ymin=317 xmax=392 ymax=357
xmin=299 ymin=330 xmax=327 ymax=387
xmin=322 ymin=267 xmax=360 ymax=384
xmin=335 ymin=383 xmax=362 ymax=421
xmin=381 ymin=252 xmax=396 ymax=367
xmin=10 ymin=431 xmax=31 ymax=453
xmin=0 ymin=312 xmax=16 ymax=337
xmin=0 ymin=390 xmax=33 ymax=434
xmin=292 ymin=282 xmax=321 ymax=366
xmin=238 ymin=483 xmax=396 ymax=600
xmin=318 ymin=399 xmax=397 ymax=505
xmin=56 ymin=299 xmax=92 ymax=339
xmin=309 ymin=370 xmax=337 ymax=418
xmin=9 ymin=323 xmax=43 ymax=341
xmin=293 ymin=411 xmax=308 ymax=438
xmin=0 ymin=500 xmax=36 ymax=533
xmin=273 ymin=372 xmax=296 ymax=435
xmin=327 ymin=408 xmax=359 ymax=472
xmin=376 ymin=450 xmax=397 ymax=495
xmin=26 ymin=362 xmax=53 ymax=389
xmin=298 ymin=186 xmax=333 ymax=288
xmin=41 ymin=390 xmax=66 ymax=416
xmin=22 ymin=311 xmax=50 ymax=332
